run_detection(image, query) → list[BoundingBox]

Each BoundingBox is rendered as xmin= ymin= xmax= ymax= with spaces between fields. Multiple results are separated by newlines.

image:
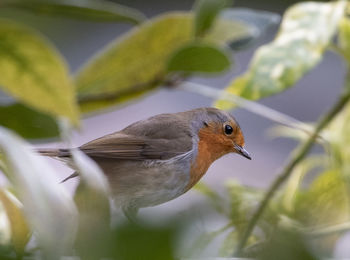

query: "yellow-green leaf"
xmin=0 ymin=190 xmax=30 ymax=255
xmin=76 ymin=12 xmax=252 ymax=113
xmin=0 ymin=19 xmax=79 ymax=124
xmin=219 ymin=230 xmax=238 ymax=257
xmin=215 ymin=1 xmax=347 ymax=110
xmin=71 ymin=150 xmax=111 ymax=260
xmin=295 ymin=170 xmax=350 ymax=227
xmin=339 ymin=17 xmax=350 ymax=62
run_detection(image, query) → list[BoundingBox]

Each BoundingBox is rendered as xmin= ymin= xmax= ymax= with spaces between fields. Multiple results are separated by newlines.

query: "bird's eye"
xmin=224 ymin=124 xmax=233 ymax=135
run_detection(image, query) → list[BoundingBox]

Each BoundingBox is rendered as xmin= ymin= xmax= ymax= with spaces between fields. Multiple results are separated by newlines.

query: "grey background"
xmin=1 ymin=0 xmax=349 ymax=257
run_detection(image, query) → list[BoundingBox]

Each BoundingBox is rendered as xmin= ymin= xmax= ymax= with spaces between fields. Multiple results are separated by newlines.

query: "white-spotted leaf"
xmin=216 ymin=1 xmax=347 ymax=110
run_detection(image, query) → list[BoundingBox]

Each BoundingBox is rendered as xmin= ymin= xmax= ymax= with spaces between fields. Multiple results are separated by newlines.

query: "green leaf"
xmin=188 ymin=228 xmax=228 ymax=257
xmin=76 ymin=12 xmax=252 ymax=113
xmin=259 ymin=229 xmax=318 ymax=260
xmin=193 ymin=0 xmax=230 ymax=37
xmin=167 ymin=42 xmax=230 ymax=73
xmin=219 ymin=230 xmax=238 ymax=257
xmin=2 ymin=0 xmax=146 ymax=24
xmin=113 ymin=223 xmax=177 ymax=260
xmin=71 ymin=149 xmax=111 ymax=260
xmin=0 ymin=127 xmax=78 ymax=257
xmin=282 ymin=155 xmax=327 ymax=213
xmin=0 ymin=103 xmax=59 ymax=140
xmin=339 ymin=17 xmax=350 ymax=62
xmin=0 ymin=190 xmax=30 ymax=255
xmin=194 ymin=182 xmax=226 ymax=214
xmin=215 ymin=1 xmax=347 ymax=110
xmin=295 ymin=170 xmax=350 ymax=227
xmin=0 ymin=19 xmax=79 ymax=125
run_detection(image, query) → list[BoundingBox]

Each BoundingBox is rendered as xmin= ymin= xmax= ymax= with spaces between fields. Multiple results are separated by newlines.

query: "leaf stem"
xmin=234 ymin=76 xmax=350 ymax=256
xmin=77 ymin=76 xmax=164 ymax=104
xmin=180 ymin=81 xmax=319 ymax=138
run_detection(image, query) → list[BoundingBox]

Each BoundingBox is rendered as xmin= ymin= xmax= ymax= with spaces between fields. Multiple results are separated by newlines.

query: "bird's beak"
xmin=234 ymin=144 xmax=252 ymax=160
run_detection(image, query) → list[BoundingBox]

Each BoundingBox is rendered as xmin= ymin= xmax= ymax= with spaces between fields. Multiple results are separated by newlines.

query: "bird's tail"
xmin=36 ymin=148 xmax=70 ymax=158
xmin=36 ymin=148 xmax=76 ymax=183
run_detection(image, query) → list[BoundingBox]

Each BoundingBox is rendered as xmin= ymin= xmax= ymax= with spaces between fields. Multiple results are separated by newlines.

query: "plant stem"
xmin=234 ymin=83 xmax=350 ymax=256
xmin=180 ymin=81 xmax=320 ymax=139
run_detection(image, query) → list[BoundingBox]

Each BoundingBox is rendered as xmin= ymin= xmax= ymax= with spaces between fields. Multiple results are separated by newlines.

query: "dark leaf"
xmin=193 ymin=0 xmax=231 ymax=37
xmin=0 ymin=103 xmax=59 ymax=140
xmin=167 ymin=42 xmax=231 ymax=73
xmin=2 ymin=0 xmax=146 ymax=24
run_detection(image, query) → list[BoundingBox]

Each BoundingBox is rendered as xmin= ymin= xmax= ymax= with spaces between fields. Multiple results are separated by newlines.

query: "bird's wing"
xmin=79 ymin=132 xmax=192 ymax=160
xmin=79 ymin=112 xmax=195 ymax=160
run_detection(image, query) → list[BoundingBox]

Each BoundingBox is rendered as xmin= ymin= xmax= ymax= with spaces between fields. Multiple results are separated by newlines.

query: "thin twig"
xmin=234 ymin=76 xmax=350 ymax=256
xmin=180 ymin=81 xmax=318 ymax=138
xmin=77 ymin=75 xmax=164 ymax=104
xmin=77 ymin=75 xmax=317 ymax=138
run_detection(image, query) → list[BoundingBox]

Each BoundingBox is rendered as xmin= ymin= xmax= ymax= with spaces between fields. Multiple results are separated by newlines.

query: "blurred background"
xmin=1 ymin=0 xmax=348 ymax=257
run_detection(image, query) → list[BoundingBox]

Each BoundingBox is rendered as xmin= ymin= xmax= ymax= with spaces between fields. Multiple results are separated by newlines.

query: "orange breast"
xmin=185 ymin=126 xmax=232 ymax=191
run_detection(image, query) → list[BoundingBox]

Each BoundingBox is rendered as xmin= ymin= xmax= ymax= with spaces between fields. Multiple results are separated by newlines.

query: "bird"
xmin=38 ymin=107 xmax=251 ymax=219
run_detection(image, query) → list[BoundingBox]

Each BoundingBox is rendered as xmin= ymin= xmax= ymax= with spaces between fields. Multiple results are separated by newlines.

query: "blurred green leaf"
xmin=219 ymin=230 xmax=238 ymax=257
xmin=2 ymin=0 xmax=146 ymax=24
xmin=193 ymin=0 xmax=230 ymax=37
xmin=0 ymin=127 xmax=78 ymax=257
xmin=76 ymin=12 xmax=253 ymax=113
xmin=112 ymin=223 xmax=177 ymax=260
xmin=225 ymin=180 xmax=263 ymax=234
xmin=167 ymin=42 xmax=230 ymax=73
xmin=188 ymin=226 xmax=229 ymax=257
xmin=72 ymin=149 xmax=111 ymax=260
xmin=258 ymin=229 xmax=317 ymax=260
xmin=282 ymin=156 xmax=327 ymax=213
xmin=0 ymin=190 xmax=30 ymax=256
xmin=0 ymin=103 xmax=59 ymax=140
xmin=0 ymin=19 xmax=79 ymax=125
xmin=295 ymin=170 xmax=350 ymax=227
xmin=71 ymin=149 xmax=110 ymax=197
xmin=194 ymin=182 xmax=226 ymax=214
xmin=215 ymin=1 xmax=347 ymax=110
xmin=339 ymin=17 xmax=350 ymax=62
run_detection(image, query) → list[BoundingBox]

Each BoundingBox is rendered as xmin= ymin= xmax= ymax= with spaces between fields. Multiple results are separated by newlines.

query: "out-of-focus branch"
xmin=180 ymin=81 xmax=318 ymax=138
xmin=234 ymin=71 xmax=350 ymax=256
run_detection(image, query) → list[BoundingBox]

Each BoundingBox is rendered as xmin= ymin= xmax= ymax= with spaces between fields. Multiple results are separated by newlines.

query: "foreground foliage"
xmin=0 ymin=0 xmax=349 ymax=259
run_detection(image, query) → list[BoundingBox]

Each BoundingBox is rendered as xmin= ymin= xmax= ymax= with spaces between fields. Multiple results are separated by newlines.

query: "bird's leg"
xmin=60 ymin=172 xmax=79 ymax=183
xmin=122 ymin=206 xmax=139 ymax=223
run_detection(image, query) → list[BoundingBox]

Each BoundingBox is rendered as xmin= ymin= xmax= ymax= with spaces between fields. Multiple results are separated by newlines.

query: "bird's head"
xmin=193 ymin=108 xmax=251 ymax=161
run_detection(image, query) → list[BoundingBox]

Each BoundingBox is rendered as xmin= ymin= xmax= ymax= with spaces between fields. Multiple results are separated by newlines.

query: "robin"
xmin=39 ymin=107 xmax=251 ymax=219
